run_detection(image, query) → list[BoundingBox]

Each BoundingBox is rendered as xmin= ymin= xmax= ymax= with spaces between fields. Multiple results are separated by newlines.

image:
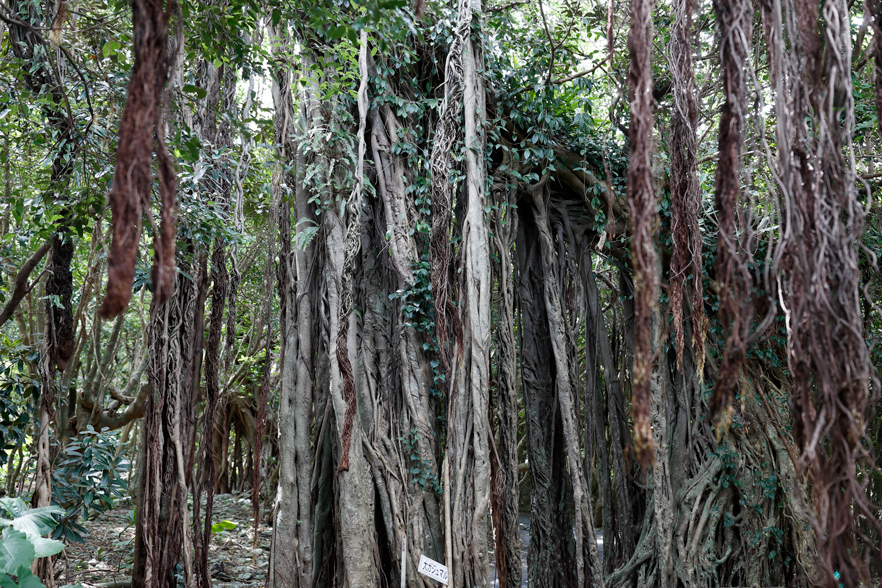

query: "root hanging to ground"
xmin=626 ymin=0 xmax=658 ymax=468
xmin=336 ymin=31 xmax=368 ymax=473
xmin=760 ymin=0 xmax=882 ymax=580
xmin=134 ymin=247 xmax=201 ymax=588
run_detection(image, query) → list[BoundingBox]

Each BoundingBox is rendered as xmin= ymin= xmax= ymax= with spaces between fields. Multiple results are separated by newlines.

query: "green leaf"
xmin=182 ymin=84 xmax=208 ymax=99
xmin=327 ymin=25 xmax=347 ymax=40
xmin=12 ymin=199 xmax=23 ymax=224
xmin=15 ymin=568 xmax=45 ymax=588
xmin=102 ymin=41 xmax=121 ymax=58
xmin=0 ymin=498 xmax=27 ymax=520
xmin=0 ymin=571 xmax=17 ymax=588
xmin=9 ymin=506 xmax=63 ymax=540
xmin=211 ymin=520 xmax=237 ymax=534
xmin=1 ymin=529 xmax=35 ymax=575
xmin=31 ymin=537 xmax=64 ymax=559
xmin=768 ymin=550 xmax=776 ymax=559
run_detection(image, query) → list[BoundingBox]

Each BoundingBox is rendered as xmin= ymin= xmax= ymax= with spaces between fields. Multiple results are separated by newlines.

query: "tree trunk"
xmin=516 ymin=200 xmax=578 ymax=588
xmin=132 ymin=248 xmax=203 ymax=588
xmin=268 ymin=19 xmax=316 ymax=588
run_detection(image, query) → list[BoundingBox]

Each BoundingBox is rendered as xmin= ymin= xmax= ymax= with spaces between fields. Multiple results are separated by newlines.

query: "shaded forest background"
xmin=1 ymin=0 xmax=882 ymax=587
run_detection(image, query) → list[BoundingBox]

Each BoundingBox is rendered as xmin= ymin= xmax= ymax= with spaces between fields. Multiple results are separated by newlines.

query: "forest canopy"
xmin=1 ymin=0 xmax=882 ymax=587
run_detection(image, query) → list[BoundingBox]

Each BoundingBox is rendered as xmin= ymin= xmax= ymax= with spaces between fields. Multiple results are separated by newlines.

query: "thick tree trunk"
xmin=370 ymin=101 xmax=444 ymax=576
xmin=490 ymin=181 xmax=521 ymax=588
xmin=530 ymin=185 xmax=604 ymax=587
xmin=269 ymin=20 xmax=316 ymax=588
xmin=516 ymin=201 xmax=578 ymax=588
xmin=582 ymin=251 xmax=635 ymax=572
xmin=133 ymin=249 xmax=203 ymax=588
xmin=447 ymin=8 xmax=493 ymax=585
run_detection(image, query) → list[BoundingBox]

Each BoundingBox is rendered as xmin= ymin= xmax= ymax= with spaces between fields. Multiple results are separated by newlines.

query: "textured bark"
xmin=133 ymin=249 xmax=202 ymax=588
xmin=709 ymin=0 xmax=753 ymax=427
xmin=516 ymin=202 xmax=578 ymax=588
xmin=430 ymin=0 xmax=469 ymax=369
xmin=100 ymin=0 xmax=177 ymax=318
xmin=668 ymin=0 xmax=704 ymax=372
xmin=490 ymin=182 xmax=521 ymax=588
xmin=0 ymin=241 xmax=50 ymax=330
xmin=583 ymin=256 xmax=635 ymax=569
xmin=268 ymin=20 xmax=315 ymax=588
xmin=650 ymin=313 xmax=674 ymax=588
xmin=323 ymin=209 xmax=376 ymax=587
xmin=761 ymin=0 xmax=880 ymax=580
xmin=447 ymin=7 xmax=493 ymax=584
xmin=370 ymin=101 xmax=444 ymax=574
xmin=530 ymin=185 xmax=604 ymax=588
xmin=626 ymin=0 xmax=659 ymax=467
xmin=192 ymin=239 xmax=227 ymax=588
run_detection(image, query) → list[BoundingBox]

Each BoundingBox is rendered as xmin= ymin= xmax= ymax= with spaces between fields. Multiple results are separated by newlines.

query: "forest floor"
xmin=62 ymin=502 xmax=597 ymax=587
xmin=61 ymin=493 xmax=272 ymax=588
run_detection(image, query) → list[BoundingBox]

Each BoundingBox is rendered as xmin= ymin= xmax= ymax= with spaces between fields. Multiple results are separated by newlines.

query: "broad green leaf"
xmin=102 ymin=41 xmax=121 ymax=58
xmin=8 ymin=506 xmax=63 ymax=540
xmin=0 ymin=498 xmax=26 ymax=520
xmin=210 ymin=520 xmax=237 ymax=534
xmin=31 ymin=537 xmax=64 ymax=559
xmin=0 ymin=529 xmax=35 ymax=575
xmin=0 ymin=572 xmax=17 ymax=588
xmin=15 ymin=568 xmax=45 ymax=588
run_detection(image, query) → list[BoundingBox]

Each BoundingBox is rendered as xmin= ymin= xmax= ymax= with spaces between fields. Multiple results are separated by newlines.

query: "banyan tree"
xmin=255 ymin=0 xmax=882 ymax=586
xmin=1 ymin=0 xmax=881 ymax=587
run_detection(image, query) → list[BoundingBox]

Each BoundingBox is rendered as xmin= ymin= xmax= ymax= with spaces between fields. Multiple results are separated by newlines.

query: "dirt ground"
xmin=60 ymin=494 xmax=272 ymax=588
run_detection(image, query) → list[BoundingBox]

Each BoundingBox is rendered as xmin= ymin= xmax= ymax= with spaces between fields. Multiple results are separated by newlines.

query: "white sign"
xmin=417 ymin=554 xmax=449 ymax=585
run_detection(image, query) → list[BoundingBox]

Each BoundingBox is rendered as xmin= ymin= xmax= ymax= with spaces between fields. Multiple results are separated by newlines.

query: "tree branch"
xmin=487 ymin=0 xmax=529 ymax=13
xmin=0 ymin=240 xmax=51 ymax=328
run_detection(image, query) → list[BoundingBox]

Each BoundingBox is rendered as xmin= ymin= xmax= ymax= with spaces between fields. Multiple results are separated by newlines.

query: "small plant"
xmin=52 ymin=426 xmax=131 ymax=543
xmin=0 ymin=496 xmax=65 ymax=588
xmin=211 ymin=520 xmax=237 ymax=535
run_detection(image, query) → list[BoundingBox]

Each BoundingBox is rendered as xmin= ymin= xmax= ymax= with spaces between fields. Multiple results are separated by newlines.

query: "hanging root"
xmin=336 ymin=310 xmax=356 ymax=472
xmin=760 ymin=0 xmax=882 ymax=580
xmin=430 ymin=3 xmax=469 ymax=370
xmin=626 ymin=0 xmax=658 ymax=468
xmin=100 ymin=0 xmax=177 ymax=318
xmin=337 ymin=32 xmax=369 ymax=473
xmin=668 ymin=0 xmax=705 ymax=374
xmin=709 ymin=0 xmax=753 ymax=432
xmin=871 ymin=0 xmax=882 ymax=138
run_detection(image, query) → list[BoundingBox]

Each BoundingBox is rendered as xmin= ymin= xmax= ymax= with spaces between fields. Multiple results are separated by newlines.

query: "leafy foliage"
xmin=51 ymin=428 xmax=130 ymax=544
xmin=0 ymin=497 xmax=64 ymax=588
